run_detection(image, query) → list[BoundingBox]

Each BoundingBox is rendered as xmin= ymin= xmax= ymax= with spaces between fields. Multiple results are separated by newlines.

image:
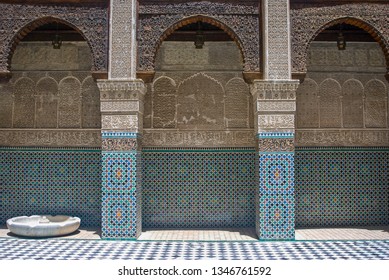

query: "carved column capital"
xmin=251 ymin=80 xmax=299 ymax=134
xmin=97 ymin=79 xmax=145 ymax=134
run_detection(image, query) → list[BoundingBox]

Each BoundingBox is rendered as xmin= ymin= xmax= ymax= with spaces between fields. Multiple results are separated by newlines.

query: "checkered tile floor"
xmin=0 ymin=238 xmax=388 ymax=260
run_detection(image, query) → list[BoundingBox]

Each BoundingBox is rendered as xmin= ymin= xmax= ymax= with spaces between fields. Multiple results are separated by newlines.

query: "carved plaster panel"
xmin=342 ymin=79 xmax=364 ymax=128
xmin=142 ymin=130 xmax=255 ymax=148
xmin=58 ymin=77 xmax=82 ymax=128
xmin=319 ymin=79 xmax=342 ymax=128
xmin=225 ymin=78 xmax=250 ymax=128
xmin=177 ymin=73 xmax=224 ymax=130
xmin=263 ymin=0 xmax=291 ymax=79
xmin=0 ymin=130 xmax=101 ymax=147
xmin=0 ymin=83 xmax=13 ymax=128
xmin=0 ymin=3 xmax=108 ymax=72
xmin=138 ymin=1 xmax=260 ymax=72
xmin=36 ymin=77 xmax=58 ymax=128
xmin=13 ymin=77 xmax=35 ymax=128
xmin=110 ymin=0 xmax=137 ymax=79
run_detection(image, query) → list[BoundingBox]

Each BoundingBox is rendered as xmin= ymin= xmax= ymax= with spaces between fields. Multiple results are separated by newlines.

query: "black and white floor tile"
xmin=0 ymin=238 xmax=388 ymax=260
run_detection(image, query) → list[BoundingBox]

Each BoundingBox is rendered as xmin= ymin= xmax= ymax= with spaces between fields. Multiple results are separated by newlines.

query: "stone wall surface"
xmin=296 ymin=42 xmax=389 ymax=146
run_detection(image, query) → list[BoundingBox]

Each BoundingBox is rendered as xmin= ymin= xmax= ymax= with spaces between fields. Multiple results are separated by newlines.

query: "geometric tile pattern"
xmin=0 ymin=148 xmax=101 ymax=227
xmin=0 ymin=238 xmax=388 ymax=260
xmin=101 ymin=151 xmax=142 ymax=239
xmin=295 ymin=148 xmax=389 ymax=227
xmin=257 ymin=152 xmax=295 ymax=240
xmin=142 ymin=149 xmax=256 ymax=228
xmin=259 ymin=153 xmax=294 ymax=194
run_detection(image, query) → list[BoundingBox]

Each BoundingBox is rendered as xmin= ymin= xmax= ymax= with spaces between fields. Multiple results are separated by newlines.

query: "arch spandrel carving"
xmin=138 ymin=2 xmax=260 ymax=73
xmin=365 ymin=79 xmax=387 ymax=128
xmin=13 ymin=77 xmax=35 ymax=128
xmin=342 ymin=79 xmax=364 ymax=128
xmin=296 ymin=78 xmax=319 ymax=128
xmin=0 ymin=4 xmax=108 ymax=73
xmin=291 ymin=5 xmax=389 ymax=75
xmin=36 ymin=77 xmax=58 ymax=128
xmin=319 ymin=78 xmax=342 ymax=128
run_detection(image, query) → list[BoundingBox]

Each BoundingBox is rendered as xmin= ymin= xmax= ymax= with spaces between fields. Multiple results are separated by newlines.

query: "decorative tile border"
xmin=257 ymin=132 xmax=294 ymax=139
xmin=102 ymin=132 xmax=140 ymax=139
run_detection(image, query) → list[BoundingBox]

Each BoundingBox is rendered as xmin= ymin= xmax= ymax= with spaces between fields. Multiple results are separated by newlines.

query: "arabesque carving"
xmin=290 ymin=3 xmax=389 ymax=75
xmin=0 ymin=3 xmax=108 ymax=73
xmin=138 ymin=1 xmax=260 ymax=72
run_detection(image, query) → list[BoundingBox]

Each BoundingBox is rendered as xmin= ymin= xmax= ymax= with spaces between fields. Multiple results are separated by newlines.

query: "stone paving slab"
xmin=0 ymin=238 xmax=388 ymax=260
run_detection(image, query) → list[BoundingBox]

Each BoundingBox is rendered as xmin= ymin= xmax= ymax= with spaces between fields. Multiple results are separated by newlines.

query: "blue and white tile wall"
xmin=142 ymin=148 xmax=256 ymax=228
xmin=0 ymin=147 xmax=101 ymax=227
xmin=295 ymin=147 xmax=389 ymax=227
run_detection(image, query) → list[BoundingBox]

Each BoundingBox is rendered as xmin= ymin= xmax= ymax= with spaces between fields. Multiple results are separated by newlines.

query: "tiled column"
xmin=97 ymin=0 xmax=144 ymax=239
xmin=253 ymin=0 xmax=300 ymax=240
xmin=98 ymin=80 xmax=145 ymax=239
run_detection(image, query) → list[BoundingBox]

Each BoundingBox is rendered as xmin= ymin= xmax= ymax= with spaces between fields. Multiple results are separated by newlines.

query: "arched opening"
xmin=295 ymin=20 xmax=389 ymax=238
xmin=0 ymin=20 xmax=101 ymax=232
xmin=140 ymin=19 xmax=256 ymax=239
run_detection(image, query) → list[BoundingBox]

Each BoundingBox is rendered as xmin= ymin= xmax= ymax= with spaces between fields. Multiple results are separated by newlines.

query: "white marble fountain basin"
xmin=6 ymin=215 xmax=81 ymax=237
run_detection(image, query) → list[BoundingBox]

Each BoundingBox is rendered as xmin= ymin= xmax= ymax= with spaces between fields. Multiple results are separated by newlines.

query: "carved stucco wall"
xmin=296 ymin=42 xmax=389 ymax=146
xmin=0 ymin=3 xmax=108 ymax=74
xmin=138 ymin=1 xmax=260 ymax=73
xmin=290 ymin=3 xmax=389 ymax=75
xmin=143 ymin=41 xmax=254 ymax=147
xmin=0 ymin=42 xmax=101 ymax=147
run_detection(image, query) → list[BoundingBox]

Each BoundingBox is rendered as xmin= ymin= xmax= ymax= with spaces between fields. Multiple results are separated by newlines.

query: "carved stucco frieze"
xmin=100 ymin=101 xmax=141 ymax=113
xmin=290 ymin=3 xmax=389 ymax=74
xmin=98 ymin=80 xmax=146 ymax=100
xmin=296 ymin=130 xmax=389 ymax=147
xmin=258 ymin=115 xmax=295 ymax=130
xmin=102 ymin=138 xmax=138 ymax=151
xmin=257 ymin=101 xmax=296 ymax=112
xmin=258 ymin=138 xmax=295 ymax=152
xmin=142 ymin=130 xmax=255 ymax=147
xmin=251 ymin=80 xmax=299 ymax=100
xmin=102 ymin=115 xmax=139 ymax=131
xmin=0 ymin=130 xmax=101 ymax=147
xmin=138 ymin=1 xmax=260 ymax=72
xmin=0 ymin=3 xmax=108 ymax=73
